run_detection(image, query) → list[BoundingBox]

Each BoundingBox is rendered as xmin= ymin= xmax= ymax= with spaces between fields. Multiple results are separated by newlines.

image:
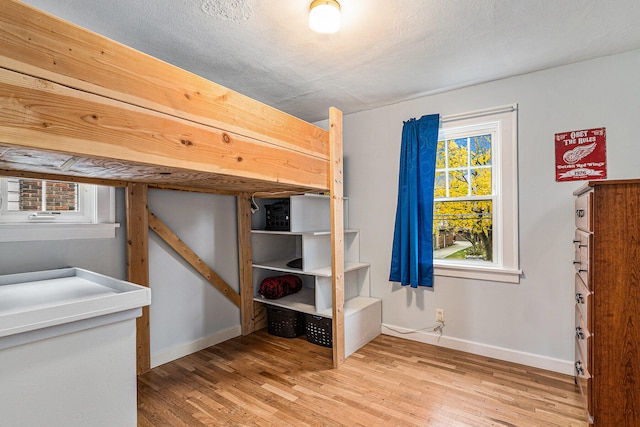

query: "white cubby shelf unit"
xmin=251 ymin=194 xmax=381 ymax=356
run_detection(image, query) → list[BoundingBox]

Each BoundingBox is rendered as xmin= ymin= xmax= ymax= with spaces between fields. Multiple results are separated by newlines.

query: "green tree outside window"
xmin=433 ymin=134 xmax=493 ymax=261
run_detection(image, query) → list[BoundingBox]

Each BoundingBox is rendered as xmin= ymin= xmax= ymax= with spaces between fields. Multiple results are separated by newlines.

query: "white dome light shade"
xmin=309 ymin=0 xmax=341 ymax=34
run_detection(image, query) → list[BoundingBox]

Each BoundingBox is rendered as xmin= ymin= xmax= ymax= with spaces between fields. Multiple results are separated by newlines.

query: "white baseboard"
xmin=150 ymin=325 xmax=242 ymax=368
xmin=382 ymin=324 xmax=574 ymax=375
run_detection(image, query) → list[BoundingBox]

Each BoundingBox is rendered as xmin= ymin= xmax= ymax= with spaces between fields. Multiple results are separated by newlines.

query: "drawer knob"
xmin=573 ymin=239 xmax=580 ymax=243
xmin=576 ymin=209 xmax=585 ymax=218
xmin=576 ymin=293 xmax=584 ymax=304
xmin=575 ymin=360 xmax=584 ymax=375
xmin=576 ymin=326 xmax=585 ymax=340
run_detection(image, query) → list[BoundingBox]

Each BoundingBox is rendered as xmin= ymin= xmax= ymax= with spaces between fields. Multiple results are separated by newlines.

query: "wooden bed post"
xmin=329 ymin=107 xmax=345 ymax=368
xmin=237 ymin=192 xmax=257 ymax=335
xmin=126 ymin=182 xmax=151 ymax=375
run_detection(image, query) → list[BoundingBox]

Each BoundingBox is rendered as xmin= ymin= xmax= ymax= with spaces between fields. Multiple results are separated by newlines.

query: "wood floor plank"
xmin=138 ymin=331 xmax=586 ymax=426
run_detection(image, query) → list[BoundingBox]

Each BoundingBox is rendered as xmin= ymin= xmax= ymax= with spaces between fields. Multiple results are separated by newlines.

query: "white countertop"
xmin=0 ymin=276 xmax=117 ymax=315
xmin=0 ymin=267 xmax=151 ymax=341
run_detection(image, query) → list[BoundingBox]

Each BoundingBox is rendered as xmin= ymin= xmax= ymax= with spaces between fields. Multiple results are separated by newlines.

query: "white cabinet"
xmin=0 ymin=267 xmax=151 ymax=427
xmin=251 ymin=194 xmax=381 ymax=357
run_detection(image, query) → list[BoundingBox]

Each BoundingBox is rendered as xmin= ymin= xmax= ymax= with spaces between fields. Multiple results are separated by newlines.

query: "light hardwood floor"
xmin=137 ymin=330 xmax=587 ymax=426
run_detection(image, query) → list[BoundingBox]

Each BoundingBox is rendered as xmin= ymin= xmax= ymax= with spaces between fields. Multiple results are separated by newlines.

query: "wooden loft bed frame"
xmin=0 ymin=1 xmax=346 ymax=370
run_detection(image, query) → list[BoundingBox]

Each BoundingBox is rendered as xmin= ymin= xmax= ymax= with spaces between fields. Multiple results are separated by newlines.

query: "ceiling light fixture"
xmin=309 ymin=0 xmax=341 ymax=34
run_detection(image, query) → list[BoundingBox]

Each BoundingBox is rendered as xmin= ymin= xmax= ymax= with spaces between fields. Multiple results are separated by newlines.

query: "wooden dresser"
xmin=573 ymin=179 xmax=640 ymax=425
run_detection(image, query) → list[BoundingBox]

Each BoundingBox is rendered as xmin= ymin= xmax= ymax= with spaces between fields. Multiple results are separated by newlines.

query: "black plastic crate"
xmin=266 ymin=305 xmax=306 ymax=338
xmin=305 ymin=314 xmax=332 ymax=347
xmin=265 ymin=200 xmax=290 ymax=231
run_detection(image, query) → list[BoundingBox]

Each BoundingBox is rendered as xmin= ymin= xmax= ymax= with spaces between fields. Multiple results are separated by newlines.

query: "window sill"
xmin=0 ymin=223 xmax=120 ymax=242
xmin=434 ymin=260 xmax=522 ymax=283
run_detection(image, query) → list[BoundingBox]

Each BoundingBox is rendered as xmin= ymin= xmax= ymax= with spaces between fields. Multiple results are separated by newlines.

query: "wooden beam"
xmin=147 ymin=211 xmax=241 ymax=308
xmin=253 ymin=302 xmax=267 ymax=331
xmin=0 ymin=67 xmax=328 ymax=191
xmin=237 ymin=193 xmax=260 ymax=335
xmin=147 ymin=183 xmax=238 ymax=196
xmin=126 ymin=182 xmax=150 ymax=375
xmin=0 ymin=0 xmax=328 ymax=159
xmin=329 ymin=107 xmax=345 ymax=368
xmin=0 ymin=168 xmax=128 ymax=187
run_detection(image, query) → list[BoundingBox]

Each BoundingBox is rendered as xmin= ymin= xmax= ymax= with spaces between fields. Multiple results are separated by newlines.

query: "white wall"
xmin=147 ymin=190 xmax=241 ymax=367
xmin=329 ymin=49 xmax=640 ymax=374
xmin=0 ymin=188 xmax=127 ymax=279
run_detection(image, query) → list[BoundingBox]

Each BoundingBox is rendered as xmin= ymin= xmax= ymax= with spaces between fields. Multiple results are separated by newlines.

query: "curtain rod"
xmin=441 ymin=103 xmax=517 ymax=123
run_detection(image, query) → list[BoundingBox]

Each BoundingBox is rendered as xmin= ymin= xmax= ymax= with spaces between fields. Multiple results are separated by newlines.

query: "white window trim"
xmin=0 ymin=181 xmax=119 ymax=242
xmin=433 ymin=104 xmax=521 ymax=283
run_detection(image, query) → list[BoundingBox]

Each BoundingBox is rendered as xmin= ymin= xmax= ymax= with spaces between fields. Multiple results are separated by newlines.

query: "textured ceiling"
xmin=20 ymin=0 xmax=640 ymax=122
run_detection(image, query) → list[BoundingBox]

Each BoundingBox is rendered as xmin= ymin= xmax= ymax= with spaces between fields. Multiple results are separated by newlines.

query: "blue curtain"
xmin=389 ymin=114 xmax=440 ymax=288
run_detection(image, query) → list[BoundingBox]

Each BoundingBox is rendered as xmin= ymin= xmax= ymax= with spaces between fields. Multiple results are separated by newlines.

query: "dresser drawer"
xmin=575 ymin=304 xmax=591 ymax=367
xmin=575 ymin=359 xmax=593 ymax=424
xmin=575 ymin=336 xmax=591 ymax=378
xmin=575 ymin=338 xmax=591 ymax=384
xmin=575 ymin=337 xmax=593 ymax=423
xmin=574 ymin=191 xmax=592 ymax=231
xmin=573 ymin=230 xmax=591 ymax=287
xmin=575 ymin=274 xmax=591 ymax=327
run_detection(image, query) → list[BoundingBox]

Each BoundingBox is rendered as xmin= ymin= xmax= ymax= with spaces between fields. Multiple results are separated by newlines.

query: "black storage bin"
xmin=265 ymin=200 xmax=290 ymax=231
xmin=266 ymin=305 xmax=306 ymax=338
xmin=305 ymin=314 xmax=333 ymax=347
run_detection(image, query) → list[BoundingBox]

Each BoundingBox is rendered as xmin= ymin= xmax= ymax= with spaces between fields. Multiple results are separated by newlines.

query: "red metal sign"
xmin=555 ymin=127 xmax=606 ymax=182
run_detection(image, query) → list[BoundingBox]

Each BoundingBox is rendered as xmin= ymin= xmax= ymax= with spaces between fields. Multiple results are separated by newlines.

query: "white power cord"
xmin=385 ymin=322 xmax=445 ymax=338
xmin=250 ymin=193 xmax=259 ymax=213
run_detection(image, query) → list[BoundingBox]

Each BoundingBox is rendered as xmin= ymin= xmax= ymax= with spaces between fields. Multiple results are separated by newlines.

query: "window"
xmin=432 ymin=105 xmax=520 ymax=283
xmin=1 ymin=178 xmax=92 ymax=223
xmin=0 ymin=177 xmax=118 ymax=242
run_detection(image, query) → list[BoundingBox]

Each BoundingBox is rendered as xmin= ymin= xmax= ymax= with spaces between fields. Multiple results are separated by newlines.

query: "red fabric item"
xmin=259 ymin=275 xmax=302 ymax=299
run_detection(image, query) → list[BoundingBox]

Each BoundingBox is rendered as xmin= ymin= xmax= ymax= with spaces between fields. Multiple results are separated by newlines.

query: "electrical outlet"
xmin=436 ymin=308 xmax=445 ymax=323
